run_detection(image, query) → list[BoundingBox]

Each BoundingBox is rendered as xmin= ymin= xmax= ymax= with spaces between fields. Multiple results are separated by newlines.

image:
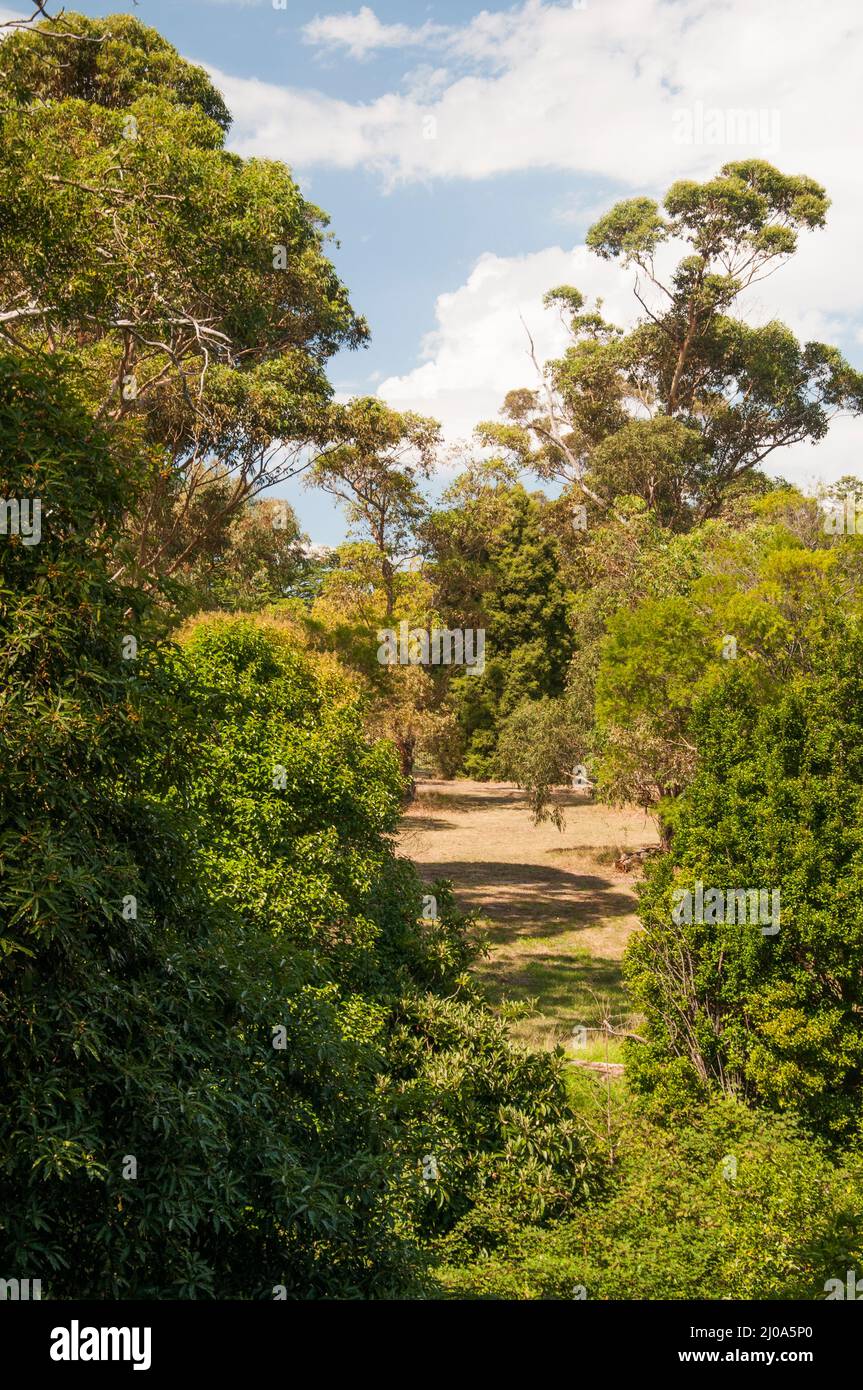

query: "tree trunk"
xmin=397 ymin=734 xmax=416 ymax=804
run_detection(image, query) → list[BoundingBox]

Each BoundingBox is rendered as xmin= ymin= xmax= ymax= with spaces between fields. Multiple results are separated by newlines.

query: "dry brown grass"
xmin=398 ymin=778 xmax=660 ymax=1052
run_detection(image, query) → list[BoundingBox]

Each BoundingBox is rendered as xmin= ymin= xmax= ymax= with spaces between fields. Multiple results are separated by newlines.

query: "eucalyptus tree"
xmin=482 ymin=162 xmax=863 ymax=529
xmin=0 ymin=12 xmax=368 ymax=584
xmin=306 ymin=397 xmax=441 ymax=618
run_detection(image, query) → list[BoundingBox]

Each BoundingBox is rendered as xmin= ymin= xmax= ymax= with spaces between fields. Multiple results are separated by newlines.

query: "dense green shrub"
xmin=437 ymin=1101 xmax=863 ymax=1299
xmin=625 ymin=615 xmax=863 ymax=1141
xmin=0 ymin=357 xmax=422 ymax=1298
xmin=179 ymin=616 xmax=596 ymax=1264
xmin=387 ymin=994 xmax=591 ymax=1259
xmin=0 ymin=358 xmax=594 ymax=1295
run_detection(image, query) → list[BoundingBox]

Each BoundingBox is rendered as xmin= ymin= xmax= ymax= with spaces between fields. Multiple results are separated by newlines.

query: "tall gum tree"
xmin=482 ymin=162 xmax=863 ymax=529
xmin=306 ymin=397 xmax=441 ymax=620
xmin=0 ymin=12 xmax=369 ymax=584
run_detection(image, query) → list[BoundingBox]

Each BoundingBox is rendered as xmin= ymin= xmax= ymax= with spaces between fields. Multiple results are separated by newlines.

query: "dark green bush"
xmin=437 ymin=1100 xmax=863 ymax=1299
xmin=0 ymin=358 xmax=421 ymax=1297
xmin=626 ymin=622 xmax=863 ymax=1141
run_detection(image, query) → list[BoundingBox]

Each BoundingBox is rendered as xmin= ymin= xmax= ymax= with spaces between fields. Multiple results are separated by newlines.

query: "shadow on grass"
xmin=412 ymin=784 xmax=594 ymax=814
xmin=399 ymin=814 xmax=461 ymax=832
xmin=480 ymin=949 xmax=630 ymax=1019
xmin=411 ymin=859 xmax=634 ymax=939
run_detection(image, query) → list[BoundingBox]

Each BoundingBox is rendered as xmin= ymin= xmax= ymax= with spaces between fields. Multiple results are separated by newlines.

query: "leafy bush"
xmin=179 ymin=615 xmax=597 ymax=1270
xmin=386 ymin=994 xmax=593 ymax=1261
xmin=625 ymin=614 xmax=863 ymax=1140
xmin=437 ymin=1101 xmax=863 ymax=1299
xmin=0 ymin=357 xmax=422 ymax=1298
xmin=0 ymin=361 xmax=593 ymax=1297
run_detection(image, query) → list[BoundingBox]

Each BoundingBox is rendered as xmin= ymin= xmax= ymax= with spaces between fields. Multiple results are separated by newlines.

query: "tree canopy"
xmin=0 ymin=12 xmax=368 ymax=583
xmin=482 ymin=162 xmax=863 ymax=528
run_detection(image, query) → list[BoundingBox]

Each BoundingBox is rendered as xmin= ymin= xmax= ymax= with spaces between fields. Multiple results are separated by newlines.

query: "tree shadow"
xmin=415 ymin=783 xmax=593 ymax=814
xmin=399 ymin=814 xmax=460 ymax=832
xmin=414 ymin=859 xmax=635 ymax=942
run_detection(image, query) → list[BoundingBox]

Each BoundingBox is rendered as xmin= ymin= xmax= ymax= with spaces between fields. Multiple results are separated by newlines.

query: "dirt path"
xmin=398 ymin=779 xmax=659 ymax=1052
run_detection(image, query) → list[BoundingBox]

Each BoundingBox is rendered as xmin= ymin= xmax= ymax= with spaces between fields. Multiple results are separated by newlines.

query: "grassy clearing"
xmin=399 ymin=778 xmax=657 ymax=1058
xmin=479 ymin=943 xmax=632 ymax=1055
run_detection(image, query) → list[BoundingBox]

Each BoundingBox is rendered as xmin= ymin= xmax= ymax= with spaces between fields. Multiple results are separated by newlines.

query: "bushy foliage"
xmin=495 ymin=499 xmax=709 ymax=818
xmin=626 ymin=609 xmax=863 ymax=1140
xmin=0 ymin=355 xmax=421 ymax=1297
xmin=388 ymin=994 xmax=591 ymax=1259
xmin=0 ymin=359 xmax=593 ymax=1296
xmin=427 ymin=483 xmax=572 ymax=778
xmin=166 ymin=495 xmax=312 ymax=616
xmin=437 ymin=1101 xmax=863 ymax=1299
xmin=179 ymin=615 xmax=596 ymax=1263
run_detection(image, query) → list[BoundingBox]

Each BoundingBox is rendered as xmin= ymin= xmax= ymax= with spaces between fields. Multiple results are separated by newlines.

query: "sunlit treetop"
xmin=483 ymin=162 xmax=863 ymax=530
xmin=0 ymin=12 xmax=370 ymax=584
xmin=0 ymin=11 xmax=231 ymax=131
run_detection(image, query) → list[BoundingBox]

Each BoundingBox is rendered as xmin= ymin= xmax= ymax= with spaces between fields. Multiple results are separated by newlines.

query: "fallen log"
xmin=615 ymin=845 xmax=662 ymax=873
xmin=568 ymin=1058 xmax=625 ymax=1075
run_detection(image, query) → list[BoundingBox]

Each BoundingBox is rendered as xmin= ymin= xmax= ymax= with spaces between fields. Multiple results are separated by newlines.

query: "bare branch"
xmin=0 ymin=3 xmax=104 ymax=40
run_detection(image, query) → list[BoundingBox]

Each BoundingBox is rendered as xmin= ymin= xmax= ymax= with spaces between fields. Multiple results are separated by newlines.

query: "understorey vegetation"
xmin=2 ymin=11 xmax=863 ymax=1301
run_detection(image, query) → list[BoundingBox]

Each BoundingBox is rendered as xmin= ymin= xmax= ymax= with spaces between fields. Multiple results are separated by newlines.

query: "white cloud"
xmin=211 ymin=0 xmax=863 ymax=480
xmin=217 ymin=0 xmax=862 ymax=187
xmin=376 ymin=238 xmax=863 ymax=483
xmin=212 ymin=0 xmax=863 ymax=321
xmin=377 ymin=245 xmax=635 ymax=441
xmin=302 ymin=6 xmax=446 ymax=61
xmin=299 ymin=3 xmax=525 ymax=65
xmin=771 ymin=414 xmax=863 ymax=491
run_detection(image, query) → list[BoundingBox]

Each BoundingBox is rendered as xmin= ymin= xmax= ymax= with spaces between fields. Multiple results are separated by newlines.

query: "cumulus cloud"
xmin=377 ymin=245 xmax=636 ymax=441
xmin=302 ymin=6 xmax=447 ymax=61
xmin=376 ymin=237 xmax=863 ymax=481
xmin=213 ymin=0 xmax=863 ymax=315
xmin=208 ymin=0 xmax=863 ymax=476
xmin=299 ymin=3 xmax=528 ymax=65
xmin=217 ymin=0 xmax=862 ymax=185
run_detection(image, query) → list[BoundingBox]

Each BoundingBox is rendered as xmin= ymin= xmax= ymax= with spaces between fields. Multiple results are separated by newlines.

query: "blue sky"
xmin=8 ymin=0 xmax=863 ymax=542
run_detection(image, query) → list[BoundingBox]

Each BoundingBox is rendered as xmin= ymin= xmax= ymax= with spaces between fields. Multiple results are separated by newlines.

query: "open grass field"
xmin=398 ymin=779 xmax=660 ymax=1059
